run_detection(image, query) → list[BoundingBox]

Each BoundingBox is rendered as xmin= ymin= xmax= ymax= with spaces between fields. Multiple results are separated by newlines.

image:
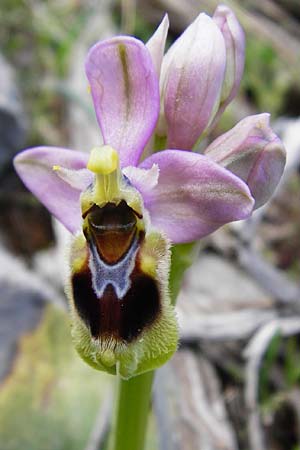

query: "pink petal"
xmin=123 ymin=164 xmax=159 ymax=194
xmin=14 ymin=147 xmax=91 ymax=234
xmin=209 ymin=5 xmax=245 ymax=131
xmin=85 ymin=36 xmax=160 ymax=167
xmin=146 ymin=14 xmax=169 ymax=77
xmin=213 ymin=5 xmax=245 ymax=106
xmin=139 ymin=150 xmax=254 ymax=243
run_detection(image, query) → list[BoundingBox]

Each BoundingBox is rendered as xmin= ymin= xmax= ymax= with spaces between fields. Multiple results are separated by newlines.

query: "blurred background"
xmin=0 ymin=0 xmax=300 ymax=449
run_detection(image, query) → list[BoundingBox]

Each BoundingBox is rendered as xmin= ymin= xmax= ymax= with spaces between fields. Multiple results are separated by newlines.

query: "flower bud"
xmin=205 ymin=114 xmax=286 ymax=208
xmin=213 ymin=5 xmax=245 ymax=110
xmin=160 ymin=13 xmax=226 ymax=149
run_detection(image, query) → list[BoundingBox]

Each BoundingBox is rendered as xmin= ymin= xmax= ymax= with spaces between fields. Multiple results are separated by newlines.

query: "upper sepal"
xmin=85 ymin=36 xmax=160 ymax=168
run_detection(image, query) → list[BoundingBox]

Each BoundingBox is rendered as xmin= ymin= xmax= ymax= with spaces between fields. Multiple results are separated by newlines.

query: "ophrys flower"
xmin=14 ymin=9 xmax=285 ymax=378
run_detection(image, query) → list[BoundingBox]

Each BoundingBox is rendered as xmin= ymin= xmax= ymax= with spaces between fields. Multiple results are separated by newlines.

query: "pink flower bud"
xmin=205 ymin=114 xmax=286 ymax=208
xmin=160 ymin=13 xmax=226 ymax=149
xmin=213 ymin=5 xmax=245 ymax=108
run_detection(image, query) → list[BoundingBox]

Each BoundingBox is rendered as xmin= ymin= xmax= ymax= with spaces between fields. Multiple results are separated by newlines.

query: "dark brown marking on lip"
xmin=71 ymin=253 xmax=161 ymax=343
xmin=85 ymin=200 xmax=138 ymax=265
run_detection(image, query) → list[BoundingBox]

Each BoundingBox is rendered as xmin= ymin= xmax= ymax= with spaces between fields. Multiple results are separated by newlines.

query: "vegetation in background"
xmin=0 ymin=0 xmax=89 ymax=147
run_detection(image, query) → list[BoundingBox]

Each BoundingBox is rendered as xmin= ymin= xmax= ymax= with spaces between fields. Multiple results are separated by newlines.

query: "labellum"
xmin=67 ymin=146 xmax=178 ymax=379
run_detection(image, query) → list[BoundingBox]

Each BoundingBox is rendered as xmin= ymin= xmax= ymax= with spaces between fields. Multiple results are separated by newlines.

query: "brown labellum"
xmin=72 ymin=200 xmax=161 ymax=343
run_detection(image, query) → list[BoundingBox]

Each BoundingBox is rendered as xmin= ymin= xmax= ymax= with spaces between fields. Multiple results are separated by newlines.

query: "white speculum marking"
xmin=88 ymin=234 xmax=140 ymax=299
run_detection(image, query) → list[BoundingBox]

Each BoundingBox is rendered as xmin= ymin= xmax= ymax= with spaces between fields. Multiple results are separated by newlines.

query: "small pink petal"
xmin=140 ymin=150 xmax=254 ymax=243
xmin=86 ymin=36 xmax=160 ymax=167
xmin=14 ymin=147 xmax=91 ymax=234
xmin=123 ymin=164 xmax=159 ymax=194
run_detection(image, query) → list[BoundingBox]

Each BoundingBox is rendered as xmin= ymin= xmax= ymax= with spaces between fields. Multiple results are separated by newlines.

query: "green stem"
xmin=169 ymin=242 xmax=200 ymax=305
xmin=110 ymin=371 xmax=154 ymax=450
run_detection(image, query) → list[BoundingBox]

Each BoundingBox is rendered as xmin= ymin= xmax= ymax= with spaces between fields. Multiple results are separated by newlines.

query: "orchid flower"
xmin=14 ymin=7 xmax=285 ymax=379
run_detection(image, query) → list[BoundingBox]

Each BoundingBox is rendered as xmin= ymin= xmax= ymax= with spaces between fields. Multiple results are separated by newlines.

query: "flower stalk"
xmin=110 ymin=371 xmax=154 ymax=450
